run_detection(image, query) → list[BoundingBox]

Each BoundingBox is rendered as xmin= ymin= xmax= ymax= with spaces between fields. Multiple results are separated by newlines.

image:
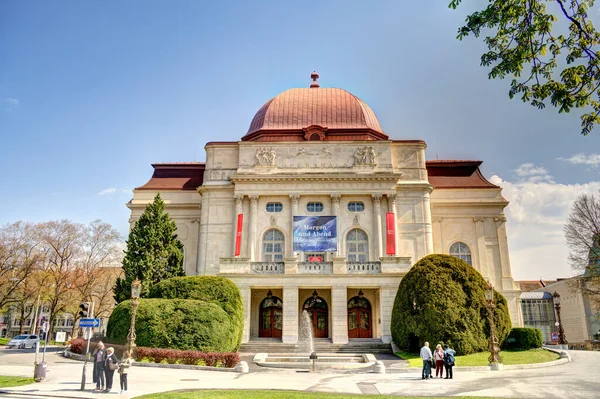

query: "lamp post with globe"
xmin=553 ymin=292 xmax=568 ymax=347
xmin=484 ymin=282 xmax=503 ymax=370
xmin=125 ymin=279 xmax=142 ymax=358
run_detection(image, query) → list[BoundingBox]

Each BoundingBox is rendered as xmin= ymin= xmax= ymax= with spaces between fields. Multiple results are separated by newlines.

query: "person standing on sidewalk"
xmin=103 ymin=347 xmax=119 ymax=393
xmin=420 ymin=341 xmax=432 ymax=380
xmin=92 ymin=341 xmax=106 ymax=391
xmin=434 ymin=344 xmax=445 ymax=378
xmin=444 ymin=344 xmax=456 ymax=379
xmin=119 ymin=351 xmax=134 ymax=394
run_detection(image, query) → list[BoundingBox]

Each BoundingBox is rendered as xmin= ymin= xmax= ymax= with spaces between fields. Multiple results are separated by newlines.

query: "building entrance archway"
xmin=347 ymin=292 xmax=372 ymax=338
xmin=259 ymin=291 xmax=283 ymax=338
xmin=302 ymin=291 xmax=329 ymax=338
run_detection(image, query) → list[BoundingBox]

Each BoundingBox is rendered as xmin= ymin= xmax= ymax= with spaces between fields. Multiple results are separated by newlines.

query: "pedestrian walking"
xmin=92 ymin=341 xmax=106 ymax=391
xmin=119 ymin=351 xmax=134 ymax=394
xmin=434 ymin=344 xmax=445 ymax=378
xmin=420 ymin=341 xmax=432 ymax=380
xmin=103 ymin=347 xmax=119 ymax=393
xmin=444 ymin=344 xmax=456 ymax=379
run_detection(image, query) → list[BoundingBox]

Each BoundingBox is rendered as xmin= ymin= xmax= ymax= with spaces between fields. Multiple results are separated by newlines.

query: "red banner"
xmin=386 ymin=212 xmax=396 ymax=255
xmin=234 ymin=214 xmax=243 ymax=257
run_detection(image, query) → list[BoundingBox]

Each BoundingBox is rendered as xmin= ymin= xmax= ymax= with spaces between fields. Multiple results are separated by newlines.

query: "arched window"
xmin=346 ymin=228 xmax=368 ymax=262
xmin=450 ymin=242 xmax=472 ymax=266
xmin=263 ymin=229 xmax=284 ymax=262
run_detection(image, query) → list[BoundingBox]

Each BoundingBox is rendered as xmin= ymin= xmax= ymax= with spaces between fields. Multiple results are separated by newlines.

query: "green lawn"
xmin=137 ymin=391 xmax=498 ymax=399
xmin=0 ymin=376 xmax=35 ymax=388
xmin=396 ymin=348 xmax=560 ymax=367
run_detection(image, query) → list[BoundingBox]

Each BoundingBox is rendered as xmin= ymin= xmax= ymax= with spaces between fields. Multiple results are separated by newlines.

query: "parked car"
xmin=6 ymin=334 xmax=39 ymax=349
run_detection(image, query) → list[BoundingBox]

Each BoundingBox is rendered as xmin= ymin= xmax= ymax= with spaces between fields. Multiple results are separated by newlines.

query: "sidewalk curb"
xmin=63 ymin=350 xmax=238 ymax=373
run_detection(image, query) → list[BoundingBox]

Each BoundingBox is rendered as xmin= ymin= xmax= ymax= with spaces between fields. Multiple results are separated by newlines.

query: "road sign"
xmin=79 ymin=318 xmax=101 ymax=328
xmin=55 ymin=331 xmax=66 ymax=343
xmin=551 ymin=332 xmax=559 ymax=342
xmin=83 ymin=328 xmax=93 ymax=340
xmin=41 ymin=322 xmax=49 ymax=333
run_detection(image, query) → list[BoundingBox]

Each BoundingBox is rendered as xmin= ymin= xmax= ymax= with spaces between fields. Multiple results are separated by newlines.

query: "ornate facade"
xmin=128 ymin=73 xmax=522 ymax=345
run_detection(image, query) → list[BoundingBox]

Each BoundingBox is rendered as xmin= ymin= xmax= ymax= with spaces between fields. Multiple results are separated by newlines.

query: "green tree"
xmin=450 ymin=0 xmax=600 ymax=135
xmin=391 ymin=254 xmax=511 ymax=355
xmin=114 ymin=194 xmax=185 ymax=303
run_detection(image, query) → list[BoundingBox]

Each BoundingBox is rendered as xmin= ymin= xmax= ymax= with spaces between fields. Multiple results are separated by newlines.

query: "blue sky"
xmin=2 ymin=1 xmax=600 ymax=280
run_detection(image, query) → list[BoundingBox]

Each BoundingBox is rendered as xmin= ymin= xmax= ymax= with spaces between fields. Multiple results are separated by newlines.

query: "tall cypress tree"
xmin=114 ymin=193 xmax=185 ymax=303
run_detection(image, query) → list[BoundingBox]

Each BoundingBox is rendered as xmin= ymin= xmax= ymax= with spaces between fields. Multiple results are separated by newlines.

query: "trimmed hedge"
xmin=148 ymin=276 xmax=244 ymax=351
xmin=136 ymin=347 xmax=240 ymax=368
xmin=106 ymin=299 xmax=234 ymax=352
xmin=502 ymin=328 xmax=543 ymax=350
xmin=391 ymin=254 xmax=512 ymax=354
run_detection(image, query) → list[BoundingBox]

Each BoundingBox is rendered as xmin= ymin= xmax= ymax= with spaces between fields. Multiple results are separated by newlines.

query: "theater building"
xmin=127 ymin=73 xmax=522 ymax=345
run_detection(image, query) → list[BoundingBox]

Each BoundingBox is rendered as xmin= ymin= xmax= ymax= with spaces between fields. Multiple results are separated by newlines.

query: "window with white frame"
xmin=266 ymin=203 xmax=283 ymax=213
xmin=42 ymin=305 xmax=49 ymax=313
xmin=346 ymin=229 xmax=369 ymax=262
xmin=66 ymin=319 xmax=74 ymax=327
xmin=306 ymin=202 xmax=323 ymax=212
xmin=347 ymin=201 xmax=365 ymax=212
xmin=263 ymin=229 xmax=284 ymax=262
xmin=450 ymin=242 xmax=472 ymax=266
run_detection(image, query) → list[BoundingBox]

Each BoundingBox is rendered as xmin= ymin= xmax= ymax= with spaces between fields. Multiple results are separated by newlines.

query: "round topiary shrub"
xmin=148 ymin=276 xmax=244 ymax=351
xmin=106 ymin=298 xmax=234 ymax=351
xmin=391 ymin=254 xmax=511 ymax=355
xmin=502 ymin=328 xmax=543 ymax=350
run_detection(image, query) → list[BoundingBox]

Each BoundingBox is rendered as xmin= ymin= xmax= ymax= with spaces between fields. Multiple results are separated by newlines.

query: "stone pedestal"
xmin=332 ymin=257 xmax=347 ymax=274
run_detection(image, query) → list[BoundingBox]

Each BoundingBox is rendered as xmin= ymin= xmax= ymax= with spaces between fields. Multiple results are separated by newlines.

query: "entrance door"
xmin=348 ymin=295 xmax=372 ymax=338
xmin=303 ymin=294 xmax=329 ymax=338
xmin=259 ymin=295 xmax=283 ymax=338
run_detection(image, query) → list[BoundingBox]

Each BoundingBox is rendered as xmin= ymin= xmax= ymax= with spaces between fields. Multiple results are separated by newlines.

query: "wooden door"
xmin=259 ymin=296 xmax=283 ymax=338
xmin=348 ymin=296 xmax=372 ymax=338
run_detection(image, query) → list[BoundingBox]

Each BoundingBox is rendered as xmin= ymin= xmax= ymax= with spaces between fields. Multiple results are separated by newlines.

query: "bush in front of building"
xmin=106 ymin=298 xmax=235 ymax=352
xmin=502 ymin=328 xmax=543 ymax=350
xmin=148 ymin=276 xmax=244 ymax=351
xmin=391 ymin=254 xmax=512 ymax=355
xmin=136 ymin=347 xmax=240 ymax=367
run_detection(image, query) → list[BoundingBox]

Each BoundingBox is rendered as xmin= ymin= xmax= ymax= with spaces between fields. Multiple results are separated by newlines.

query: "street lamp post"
xmin=125 ymin=279 xmax=141 ymax=358
xmin=484 ymin=282 xmax=503 ymax=370
xmin=553 ymin=292 xmax=568 ymax=347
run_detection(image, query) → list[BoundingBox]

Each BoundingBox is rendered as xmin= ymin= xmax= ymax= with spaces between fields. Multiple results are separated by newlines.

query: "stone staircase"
xmin=239 ymin=338 xmax=392 ymax=354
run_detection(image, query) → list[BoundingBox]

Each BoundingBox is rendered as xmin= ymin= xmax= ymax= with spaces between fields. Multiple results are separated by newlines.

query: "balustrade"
xmin=347 ymin=261 xmax=381 ymax=274
xmin=298 ymin=262 xmax=333 ymax=274
xmin=251 ymin=262 xmax=285 ymax=274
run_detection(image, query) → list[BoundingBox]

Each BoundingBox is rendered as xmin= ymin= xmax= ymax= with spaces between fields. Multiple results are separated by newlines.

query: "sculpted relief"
xmin=255 ymin=148 xmax=276 ymax=166
xmin=354 ymin=146 xmax=376 ymax=166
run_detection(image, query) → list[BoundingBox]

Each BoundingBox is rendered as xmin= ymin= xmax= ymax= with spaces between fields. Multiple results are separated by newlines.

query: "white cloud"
xmin=513 ymin=163 xmax=554 ymax=183
xmin=490 ymin=166 xmax=600 ymax=280
xmin=98 ymin=187 xmax=131 ymax=196
xmin=557 ymin=153 xmax=600 ymax=167
xmin=4 ymin=97 xmax=19 ymax=105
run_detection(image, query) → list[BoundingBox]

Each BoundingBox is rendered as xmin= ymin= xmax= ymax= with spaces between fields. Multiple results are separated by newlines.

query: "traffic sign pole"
xmin=80 ymin=302 xmax=94 ymax=391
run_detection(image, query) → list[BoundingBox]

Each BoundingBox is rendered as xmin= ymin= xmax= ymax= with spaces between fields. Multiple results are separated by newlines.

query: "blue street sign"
xmin=79 ymin=318 xmax=101 ymax=328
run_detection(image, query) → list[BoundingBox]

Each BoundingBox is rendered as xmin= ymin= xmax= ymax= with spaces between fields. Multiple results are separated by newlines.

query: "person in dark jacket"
xmin=444 ymin=344 xmax=457 ymax=379
xmin=92 ymin=341 xmax=106 ymax=391
xmin=103 ymin=347 xmax=119 ymax=393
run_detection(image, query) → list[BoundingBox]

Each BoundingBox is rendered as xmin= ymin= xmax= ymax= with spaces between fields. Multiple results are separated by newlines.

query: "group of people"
xmin=419 ymin=342 xmax=456 ymax=380
xmin=91 ymin=341 xmax=134 ymax=394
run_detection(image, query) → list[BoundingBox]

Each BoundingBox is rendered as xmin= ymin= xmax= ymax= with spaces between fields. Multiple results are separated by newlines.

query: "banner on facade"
xmin=234 ymin=214 xmax=243 ymax=256
xmin=293 ymin=216 xmax=337 ymax=252
xmin=386 ymin=212 xmax=396 ymax=255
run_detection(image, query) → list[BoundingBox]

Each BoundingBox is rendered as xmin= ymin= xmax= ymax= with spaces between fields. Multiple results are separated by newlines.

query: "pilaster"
xmin=473 ymin=217 xmax=489 ymax=278
xmin=331 ymin=194 xmax=341 ymax=256
xmin=232 ymin=195 xmax=244 ymax=256
xmin=372 ymin=194 xmax=383 ymax=259
xmin=240 ymin=285 xmax=251 ymax=343
xmin=331 ymin=285 xmax=348 ymax=344
xmin=379 ymin=286 xmax=397 ymax=343
xmin=290 ymin=194 xmax=300 ymax=257
xmin=248 ymin=195 xmax=258 ymax=261
xmin=282 ymin=285 xmax=299 ymax=343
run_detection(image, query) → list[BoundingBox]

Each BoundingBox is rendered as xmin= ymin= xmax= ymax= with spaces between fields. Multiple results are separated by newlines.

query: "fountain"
xmin=252 ymin=310 xmax=377 ymax=370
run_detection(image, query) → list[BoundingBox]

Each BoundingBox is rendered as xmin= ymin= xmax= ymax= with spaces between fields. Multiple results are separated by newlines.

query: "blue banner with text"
xmin=293 ymin=216 xmax=337 ymax=252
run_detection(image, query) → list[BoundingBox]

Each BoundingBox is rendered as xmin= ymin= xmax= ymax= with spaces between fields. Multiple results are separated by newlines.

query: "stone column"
xmin=372 ymin=194 xmax=383 ymax=259
xmin=422 ymin=191 xmax=434 ymax=254
xmin=379 ymin=286 xmax=397 ymax=343
xmin=197 ymin=190 xmax=210 ymax=275
xmin=331 ymin=285 xmax=348 ymax=344
xmin=289 ymin=194 xmax=300 ymax=257
xmin=387 ymin=193 xmax=397 ymax=256
xmin=494 ymin=215 xmax=514 ymax=290
xmin=282 ymin=285 xmax=299 ymax=343
xmin=248 ymin=195 xmax=259 ymax=262
xmin=239 ymin=285 xmax=251 ymax=343
xmin=331 ymin=194 xmax=341 ymax=256
xmin=232 ymin=195 xmax=244 ymax=256
xmin=473 ymin=217 xmax=489 ymax=278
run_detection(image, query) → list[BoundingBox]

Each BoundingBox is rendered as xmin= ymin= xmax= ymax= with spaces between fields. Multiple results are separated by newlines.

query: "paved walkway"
xmin=0 ymin=350 xmax=598 ymax=398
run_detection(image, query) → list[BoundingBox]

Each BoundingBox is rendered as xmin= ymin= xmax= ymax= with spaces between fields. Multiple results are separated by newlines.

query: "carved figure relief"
xmin=255 ymin=148 xmax=276 ymax=166
xmin=354 ymin=146 xmax=376 ymax=165
xmin=296 ymin=147 xmax=333 ymax=157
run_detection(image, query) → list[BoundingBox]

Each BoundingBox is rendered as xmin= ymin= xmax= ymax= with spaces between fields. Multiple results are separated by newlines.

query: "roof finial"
xmin=310 ymin=71 xmax=320 ymax=88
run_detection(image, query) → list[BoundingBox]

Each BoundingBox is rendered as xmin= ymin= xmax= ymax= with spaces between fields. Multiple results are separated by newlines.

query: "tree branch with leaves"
xmin=450 ymin=0 xmax=600 ymax=135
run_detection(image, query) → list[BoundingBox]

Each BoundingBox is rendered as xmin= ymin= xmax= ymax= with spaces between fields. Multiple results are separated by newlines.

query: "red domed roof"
xmin=242 ymin=84 xmax=387 ymax=142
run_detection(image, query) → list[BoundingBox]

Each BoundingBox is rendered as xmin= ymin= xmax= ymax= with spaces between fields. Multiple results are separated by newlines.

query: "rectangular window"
xmin=266 ymin=203 xmax=283 ymax=213
xmin=348 ymin=202 xmax=365 ymax=212
xmin=306 ymin=202 xmax=324 ymax=212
